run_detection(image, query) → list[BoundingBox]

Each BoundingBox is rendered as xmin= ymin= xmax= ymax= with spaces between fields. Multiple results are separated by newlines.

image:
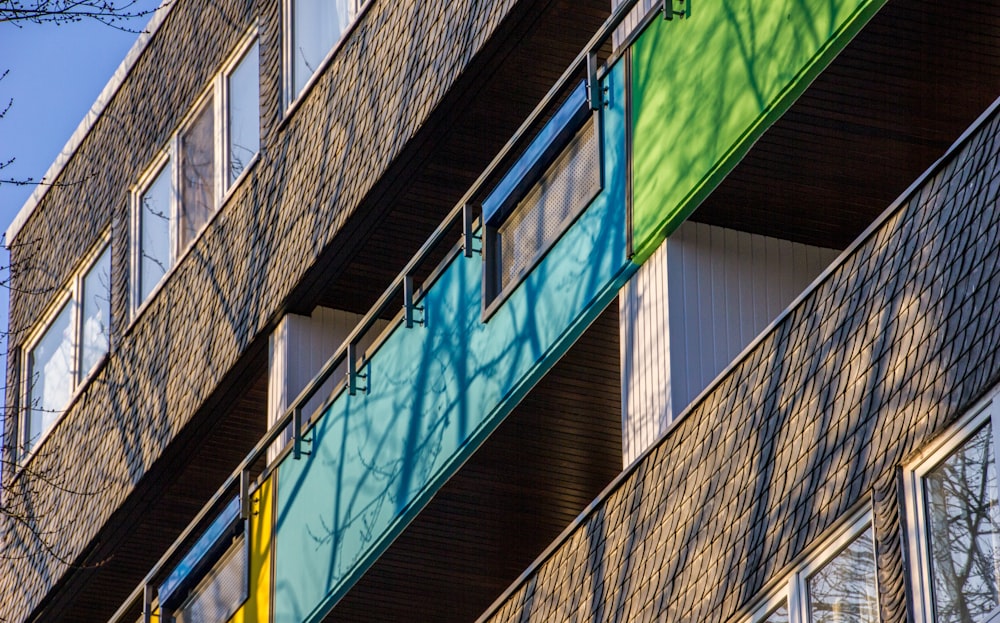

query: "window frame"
xmin=480 ymin=80 xmax=603 ymax=320
xmin=158 ymin=495 xmax=249 ymax=621
xmin=19 ymin=232 xmax=112 ymax=463
xmin=221 ymin=32 xmax=261 ymax=196
xmin=281 ymin=0 xmax=370 ymax=113
xmin=743 ymin=507 xmax=879 ymax=623
xmin=903 ymin=389 xmax=1000 ymax=623
xmin=130 ymin=29 xmax=260 ymax=321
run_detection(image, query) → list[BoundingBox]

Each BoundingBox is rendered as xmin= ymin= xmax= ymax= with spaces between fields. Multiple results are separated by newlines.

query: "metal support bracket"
xmin=142 ymin=585 xmax=155 ymax=623
xmin=239 ymin=468 xmax=251 ymax=520
xmin=462 ymin=203 xmax=482 ymax=257
xmin=292 ymin=406 xmax=304 ymax=460
xmin=403 ymin=275 xmax=425 ymax=328
xmin=348 ymin=342 xmax=368 ymax=395
xmin=586 ymin=51 xmax=602 ymax=111
xmin=663 ymin=0 xmax=687 ymax=20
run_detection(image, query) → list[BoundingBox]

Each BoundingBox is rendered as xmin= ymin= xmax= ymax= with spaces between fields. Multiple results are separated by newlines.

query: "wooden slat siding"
xmin=695 ymin=0 xmax=1000 ymax=249
xmin=477 ymin=72 xmax=1000 ymax=623
xmin=1 ymin=1 xmax=617 ymax=619
xmin=612 ymin=0 xmax=656 ymax=49
xmin=311 ymin=1 xmax=613 ymax=316
xmin=46 ymin=361 xmax=270 ymax=623
xmin=267 ymin=307 xmax=390 ymax=460
xmin=668 ymin=223 xmax=839 ymax=414
xmin=620 ymin=222 xmax=838 ymax=464
xmin=620 ymin=239 xmax=671 ymax=466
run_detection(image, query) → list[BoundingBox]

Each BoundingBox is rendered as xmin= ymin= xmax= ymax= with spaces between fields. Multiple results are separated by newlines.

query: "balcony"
xmin=99 ymin=0 xmax=1000 ymax=621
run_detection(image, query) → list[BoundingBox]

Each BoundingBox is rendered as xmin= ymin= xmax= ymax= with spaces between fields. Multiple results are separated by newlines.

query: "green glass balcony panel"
xmin=631 ymin=0 xmax=886 ymax=262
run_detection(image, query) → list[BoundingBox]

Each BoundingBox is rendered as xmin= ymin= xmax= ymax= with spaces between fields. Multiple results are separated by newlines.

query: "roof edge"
xmin=5 ymin=0 xmax=175 ymax=247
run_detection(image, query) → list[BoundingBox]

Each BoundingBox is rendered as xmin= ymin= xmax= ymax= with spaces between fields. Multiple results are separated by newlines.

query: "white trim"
xmin=18 ymin=231 xmax=112 ymax=466
xmin=128 ymin=27 xmax=260 ymax=322
xmin=5 ymin=0 xmax=176 ymax=246
xmin=742 ymin=507 xmax=876 ymax=623
xmin=281 ymin=0 xmax=372 ymax=116
xmin=902 ymin=386 xmax=1000 ymax=623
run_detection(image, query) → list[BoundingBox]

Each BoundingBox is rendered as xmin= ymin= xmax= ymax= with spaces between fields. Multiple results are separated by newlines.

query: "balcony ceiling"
xmin=695 ymin=0 xmax=1000 ymax=249
xmin=306 ymin=0 xmax=613 ymax=315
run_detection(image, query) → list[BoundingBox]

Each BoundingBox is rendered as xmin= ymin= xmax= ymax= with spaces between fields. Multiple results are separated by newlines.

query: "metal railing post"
xmin=587 ymin=51 xmax=601 ymax=110
xmin=292 ymin=406 xmax=303 ymax=460
xmin=403 ymin=275 xmax=424 ymax=328
xmin=142 ymin=585 xmax=154 ymax=623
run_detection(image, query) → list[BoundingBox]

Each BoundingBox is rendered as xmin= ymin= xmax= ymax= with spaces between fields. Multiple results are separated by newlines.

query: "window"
xmin=158 ymin=496 xmax=247 ymax=622
xmin=131 ymin=34 xmax=259 ymax=315
xmin=481 ymin=81 xmax=602 ymax=315
xmin=285 ymin=0 xmax=365 ymax=104
xmin=226 ymin=40 xmax=260 ymax=186
xmin=904 ymin=393 xmax=1000 ymax=623
xmin=21 ymin=239 xmax=111 ymax=458
xmin=745 ymin=511 xmax=879 ymax=623
xmin=179 ymin=98 xmax=216 ymax=249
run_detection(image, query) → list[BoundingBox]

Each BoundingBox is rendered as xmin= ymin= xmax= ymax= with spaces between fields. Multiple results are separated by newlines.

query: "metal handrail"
xmin=109 ymin=0 xmax=652 ymax=619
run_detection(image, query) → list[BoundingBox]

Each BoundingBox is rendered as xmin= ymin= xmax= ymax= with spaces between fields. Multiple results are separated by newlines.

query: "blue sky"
xmin=0 ymin=3 xmax=160 ymax=407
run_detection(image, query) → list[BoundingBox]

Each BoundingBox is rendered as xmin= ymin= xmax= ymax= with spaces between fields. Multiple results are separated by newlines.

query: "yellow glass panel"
xmin=227 ymin=475 xmax=273 ymax=623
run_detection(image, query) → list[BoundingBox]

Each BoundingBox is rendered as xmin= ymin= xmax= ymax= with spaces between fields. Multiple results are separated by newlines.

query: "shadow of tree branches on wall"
xmin=482 ymin=60 xmax=1000 ymax=623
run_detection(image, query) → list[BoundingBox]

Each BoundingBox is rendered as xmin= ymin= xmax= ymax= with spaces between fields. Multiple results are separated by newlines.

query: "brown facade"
xmin=481 ymin=98 xmax=1000 ymax=623
xmin=5 ymin=0 xmax=1000 ymax=621
xmin=0 ymin=0 xmax=612 ymax=619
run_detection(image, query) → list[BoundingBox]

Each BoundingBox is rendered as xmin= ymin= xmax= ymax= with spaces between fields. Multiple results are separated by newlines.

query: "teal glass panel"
xmin=273 ymin=60 xmax=633 ymax=623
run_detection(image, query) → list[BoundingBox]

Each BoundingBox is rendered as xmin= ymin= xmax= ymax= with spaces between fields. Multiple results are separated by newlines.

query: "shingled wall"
xmin=480 ymin=103 xmax=1000 ymax=622
xmin=0 ymin=0 xmax=529 ymax=619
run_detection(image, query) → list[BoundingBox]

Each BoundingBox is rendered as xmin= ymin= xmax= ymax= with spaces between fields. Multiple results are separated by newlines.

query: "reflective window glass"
xmin=227 ymin=41 xmax=260 ymax=187
xmin=80 ymin=244 xmax=111 ymax=378
xmin=762 ymin=603 xmax=789 ymax=623
xmin=140 ymin=160 xmax=173 ymax=303
xmin=925 ymin=424 xmax=1000 ymax=623
xmin=179 ymin=99 xmax=215 ymax=248
xmin=26 ymin=301 xmax=74 ymax=453
xmin=291 ymin=0 xmax=358 ymax=98
xmin=806 ymin=526 xmax=879 ymax=623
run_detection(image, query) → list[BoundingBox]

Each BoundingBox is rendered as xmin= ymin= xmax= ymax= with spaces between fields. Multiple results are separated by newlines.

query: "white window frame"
xmin=903 ymin=388 xmax=1000 ymax=623
xmin=281 ymin=0 xmax=369 ymax=112
xmin=19 ymin=232 xmax=112 ymax=463
xmin=130 ymin=29 xmax=260 ymax=321
xmin=221 ymin=31 xmax=261 ymax=197
xmin=743 ymin=507 xmax=878 ymax=623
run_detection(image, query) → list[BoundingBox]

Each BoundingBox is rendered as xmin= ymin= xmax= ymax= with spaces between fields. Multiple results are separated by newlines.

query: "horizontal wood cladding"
xmin=480 ymin=68 xmax=1000 ymax=623
xmin=2 ymin=0 xmax=589 ymax=620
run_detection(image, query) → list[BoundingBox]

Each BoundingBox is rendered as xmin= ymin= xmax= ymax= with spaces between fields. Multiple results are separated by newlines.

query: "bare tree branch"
xmin=0 ymin=0 xmax=160 ymax=31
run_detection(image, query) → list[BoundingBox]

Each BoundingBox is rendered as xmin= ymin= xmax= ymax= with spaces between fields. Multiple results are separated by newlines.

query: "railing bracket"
xmin=239 ymin=468 xmax=251 ymax=520
xmin=348 ymin=342 xmax=369 ymax=395
xmin=142 ymin=585 xmax=155 ymax=623
xmin=462 ymin=203 xmax=483 ymax=257
xmin=404 ymin=275 xmax=425 ymax=328
xmin=663 ymin=0 xmax=687 ymax=20
xmin=586 ymin=51 xmax=601 ymax=110
xmin=292 ymin=407 xmax=304 ymax=460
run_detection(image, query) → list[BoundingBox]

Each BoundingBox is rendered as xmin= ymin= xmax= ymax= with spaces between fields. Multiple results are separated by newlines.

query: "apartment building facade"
xmin=4 ymin=0 xmax=1000 ymax=621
